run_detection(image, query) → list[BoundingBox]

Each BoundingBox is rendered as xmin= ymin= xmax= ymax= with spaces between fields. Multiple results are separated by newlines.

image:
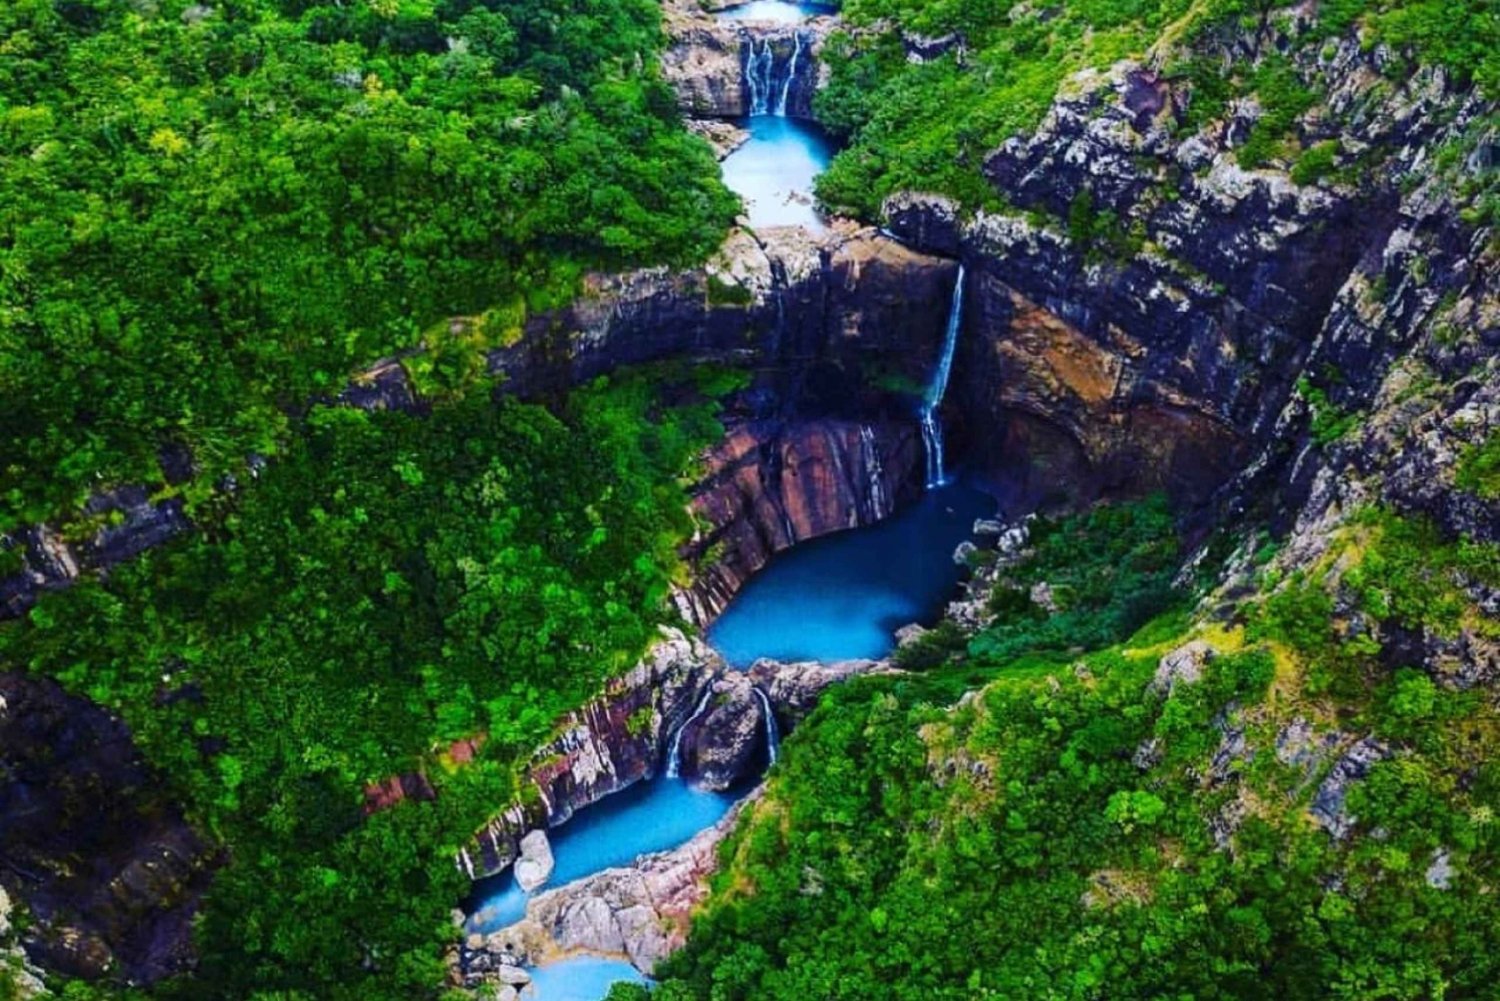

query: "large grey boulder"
xmin=512 ymin=830 xmax=555 ymax=893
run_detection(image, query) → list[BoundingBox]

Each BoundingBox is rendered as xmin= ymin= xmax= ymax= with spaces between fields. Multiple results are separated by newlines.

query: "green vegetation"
xmin=1456 ymin=432 xmax=1500 ymax=500
xmin=653 ymin=502 xmax=1500 ymax=1000
xmin=812 ymin=0 xmax=1498 ymax=218
xmin=1297 ymin=376 xmax=1361 ymax=446
xmin=0 ymin=365 xmax=740 ymax=999
xmin=0 ymin=0 xmax=737 ymax=532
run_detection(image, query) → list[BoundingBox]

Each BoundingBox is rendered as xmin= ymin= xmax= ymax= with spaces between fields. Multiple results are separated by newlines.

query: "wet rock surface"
xmin=464 ymin=788 xmax=764 ymax=982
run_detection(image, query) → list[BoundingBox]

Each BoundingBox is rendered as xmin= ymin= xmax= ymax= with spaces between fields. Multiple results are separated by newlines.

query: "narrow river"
xmin=465 ymin=3 xmax=987 ymax=994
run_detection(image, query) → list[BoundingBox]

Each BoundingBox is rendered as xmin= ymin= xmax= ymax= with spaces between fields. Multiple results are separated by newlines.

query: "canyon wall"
xmin=0 ymin=674 xmax=217 ymax=983
xmin=661 ymin=2 xmax=831 ymax=120
xmin=885 ymin=38 xmax=1490 ymax=516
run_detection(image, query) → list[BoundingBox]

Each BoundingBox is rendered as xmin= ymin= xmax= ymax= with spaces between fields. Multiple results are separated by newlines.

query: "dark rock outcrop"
xmin=463 ymin=629 xmax=721 ymax=880
xmin=0 ymin=674 xmax=216 ymax=984
xmin=748 ymin=657 xmax=895 ymax=727
xmin=677 ymin=417 xmax=923 ymax=625
xmin=676 ymin=673 xmax=764 ymax=791
xmin=884 ymin=42 xmax=1488 ymax=514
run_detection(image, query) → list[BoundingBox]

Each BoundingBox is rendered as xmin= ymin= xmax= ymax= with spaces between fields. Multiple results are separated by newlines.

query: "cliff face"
xmin=491 ymin=225 xmax=957 ymax=403
xmin=884 ymin=39 xmax=1490 ymax=514
xmin=661 ymin=2 xmax=831 ymax=120
xmin=676 ymin=417 xmax=923 ymax=625
xmin=0 ymin=674 xmax=217 ymax=983
xmin=464 ymin=629 xmax=720 ymax=880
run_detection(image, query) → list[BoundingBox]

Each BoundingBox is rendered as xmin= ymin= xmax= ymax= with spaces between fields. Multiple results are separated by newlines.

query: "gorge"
xmin=0 ymin=0 xmax=1495 ymax=998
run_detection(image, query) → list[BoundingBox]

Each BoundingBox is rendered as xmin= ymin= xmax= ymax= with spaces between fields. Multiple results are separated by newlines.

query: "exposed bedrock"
xmin=884 ymin=42 xmax=1488 ymax=515
xmin=747 ymin=657 xmax=896 ymax=727
xmin=490 ymin=225 xmax=958 ymax=405
xmin=674 ymin=672 xmax=764 ymax=792
xmin=463 ymin=628 xmax=721 ymax=880
xmin=464 ymin=788 xmax=763 ymax=982
xmin=676 ymin=416 xmax=923 ymax=625
xmin=0 ymin=673 xmax=217 ymax=985
xmin=661 ymin=1 xmax=831 ymax=120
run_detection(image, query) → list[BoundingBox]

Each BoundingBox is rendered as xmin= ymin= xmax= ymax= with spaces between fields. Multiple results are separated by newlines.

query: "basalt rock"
xmin=676 ymin=673 xmax=764 ymax=792
xmin=0 ymin=673 xmax=217 ymax=984
xmin=748 ymin=657 xmax=896 ymax=727
xmin=463 ymin=628 xmax=721 ymax=880
xmin=662 ymin=1 xmax=832 ymax=120
xmin=490 ymin=224 xmax=959 ymax=406
xmin=883 ymin=42 xmax=1488 ymax=514
xmin=470 ymin=788 xmax=764 ymax=979
xmin=677 ymin=417 xmax=923 ymax=625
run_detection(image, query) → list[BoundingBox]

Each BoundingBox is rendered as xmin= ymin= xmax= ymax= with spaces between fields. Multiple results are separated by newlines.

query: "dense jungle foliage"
xmin=0 ymin=0 xmax=737 ymax=532
xmin=813 ymin=0 xmax=1499 ymax=216
xmin=637 ymin=502 xmax=1500 ymax=1000
xmin=0 ymin=365 xmax=740 ymax=1000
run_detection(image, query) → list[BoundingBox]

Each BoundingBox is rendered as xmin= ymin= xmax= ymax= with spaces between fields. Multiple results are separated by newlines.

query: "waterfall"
xmin=752 ymin=686 xmax=780 ymax=765
xmin=665 ymin=686 xmax=714 ymax=779
xmin=775 ymin=31 xmax=804 ymax=116
xmin=746 ymin=37 xmax=775 ymax=115
xmin=920 ymin=264 xmax=965 ymax=488
xmin=859 ymin=424 xmax=888 ymax=520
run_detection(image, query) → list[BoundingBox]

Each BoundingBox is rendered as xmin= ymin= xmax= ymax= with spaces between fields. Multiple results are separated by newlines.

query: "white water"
xmin=665 ymin=686 xmax=714 ymax=779
xmin=920 ymin=264 xmax=965 ymax=488
xmin=751 ymin=686 xmax=780 ymax=764
xmin=745 ymin=37 xmax=775 ymax=116
xmin=859 ymin=424 xmax=888 ymax=519
xmin=776 ymin=32 xmax=804 ymax=116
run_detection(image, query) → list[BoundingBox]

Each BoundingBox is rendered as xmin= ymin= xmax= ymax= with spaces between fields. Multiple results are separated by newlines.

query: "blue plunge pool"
xmin=466 ymin=776 xmax=740 ymax=934
xmin=524 ymin=955 xmax=650 ymax=1000
xmin=717 ymin=1 xmax=835 ymax=22
xmin=709 ymin=480 xmax=993 ymax=668
xmin=720 ymin=116 xmax=833 ymax=230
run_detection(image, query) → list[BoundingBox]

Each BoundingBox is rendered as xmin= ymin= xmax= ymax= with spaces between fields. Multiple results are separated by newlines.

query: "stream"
xmin=465 ymin=4 xmax=987 ymax=995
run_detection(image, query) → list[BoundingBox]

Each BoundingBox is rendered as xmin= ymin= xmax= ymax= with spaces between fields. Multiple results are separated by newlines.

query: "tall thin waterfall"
xmin=665 ymin=686 xmax=714 ymax=778
xmin=920 ymin=264 xmax=966 ymax=488
xmin=745 ymin=31 xmax=808 ymax=117
xmin=746 ymin=37 xmax=775 ymax=116
xmin=775 ymin=32 xmax=804 ymax=116
xmin=859 ymin=424 xmax=888 ymax=520
xmin=751 ymin=686 xmax=780 ymax=764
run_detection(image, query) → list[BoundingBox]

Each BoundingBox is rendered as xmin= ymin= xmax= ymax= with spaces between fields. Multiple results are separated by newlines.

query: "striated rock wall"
xmin=661 ymin=1 xmax=832 ymax=120
xmin=676 ymin=417 xmax=924 ymax=625
xmin=884 ymin=40 xmax=1490 ymax=514
xmin=0 ymin=674 xmax=217 ymax=984
xmin=464 ymin=629 xmax=721 ymax=880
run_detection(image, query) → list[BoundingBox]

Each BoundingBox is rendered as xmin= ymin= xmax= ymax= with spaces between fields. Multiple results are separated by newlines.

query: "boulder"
xmin=1150 ymin=640 xmax=1215 ymax=696
xmin=680 ymin=674 xmax=763 ymax=791
xmin=512 ymin=830 xmax=554 ymax=893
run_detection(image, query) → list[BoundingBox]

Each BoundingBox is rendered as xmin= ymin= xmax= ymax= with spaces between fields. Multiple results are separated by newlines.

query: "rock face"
xmin=464 ymin=629 xmax=721 ymax=880
xmin=0 ymin=673 xmax=217 ymax=984
xmin=676 ymin=673 xmax=765 ymax=791
xmin=512 ymin=832 xmax=555 ymax=894
xmin=748 ymin=658 xmax=896 ymax=727
xmin=467 ymin=788 xmax=763 ymax=981
xmin=491 ymin=224 xmax=960 ymax=404
xmin=883 ymin=41 xmax=1489 ymax=514
xmin=677 ymin=418 xmax=923 ymax=624
xmin=661 ymin=1 xmax=832 ymax=119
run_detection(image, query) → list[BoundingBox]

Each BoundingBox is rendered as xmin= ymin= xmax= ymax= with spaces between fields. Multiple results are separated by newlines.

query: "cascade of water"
xmin=751 ymin=686 xmax=780 ymax=764
xmin=746 ymin=38 xmax=775 ymax=115
xmin=859 ymin=424 xmax=888 ymax=520
xmin=665 ymin=686 xmax=715 ymax=778
xmin=919 ymin=264 xmax=965 ymax=488
xmin=775 ymin=31 xmax=804 ymax=116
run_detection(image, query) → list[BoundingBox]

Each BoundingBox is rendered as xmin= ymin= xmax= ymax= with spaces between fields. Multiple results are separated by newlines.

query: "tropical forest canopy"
xmin=0 ymin=0 xmax=737 ymax=530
